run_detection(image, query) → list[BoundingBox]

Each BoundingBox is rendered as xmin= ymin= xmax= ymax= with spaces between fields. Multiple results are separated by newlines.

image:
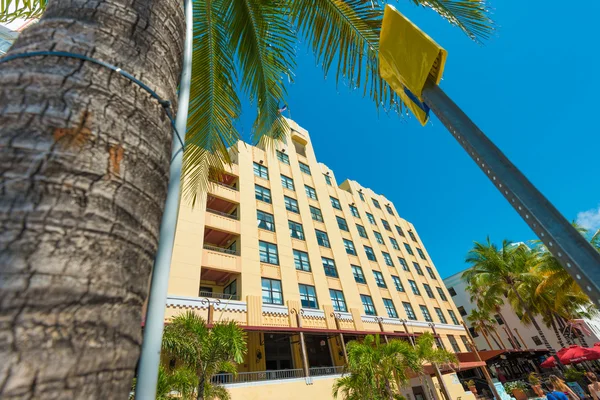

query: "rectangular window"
xmin=304 ymin=185 xmax=318 ymax=200
xmin=322 ymin=257 xmax=338 ymax=278
xmin=468 ymin=327 xmax=479 ymax=338
xmin=299 ymin=284 xmax=318 ymax=309
xmin=398 ymin=257 xmax=409 ymax=271
xmin=408 ymin=230 xmax=417 ymax=242
xmin=330 ymin=289 xmax=347 ymax=312
xmin=284 ymin=196 xmax=299 ymax=213
xmin=373 ymin=270 xmax=386 ymax=288
xmin=385 ymin=204 xmax=394 ymax=215
xmin=364 ymin=246 xmax=376 ymax=261
xmin=257 ymin=210 xmax=275 ymax=232
xmin=293 ymin=249 xmax=311 ymax=271
xmin=461 ymin=336 xmax=470 ymax=350
xmin=383 ymin=298 xmax=398 ymax=318
xmin=448 ymin=310 xmax=460 ymax=325
xmin=330 ymin=196 xmax=342 ymax=210
xmin=374 ymin=231 xmax=384 ymax=244
xmin=426 ymin=267 xmax=437 ymax=280
xmin=408 ymin=280 xmax=421 ymax=296
xmin=324 ymin=174 xmax=332 ymax=186
xmin=299 ymin=161 xmax=311 ymax=175
xmin=356 ymin=224 xmax=368 ymax=238
xmin=381 ymin=219 xmax=391 ymax=231
xmin=343 ymin=239 xmax=356 ymax=255
xmin=403 ymin=302 xmax=417 ymax=320
xmin=288 ymin=220 xmax=304 ymax=240
xmin=358 ymin=191 xmax=365 ymax=201
xmin=392 ymin=276 xmax=404 ymax=292
xmin=448 ymin=287 xmax=457 ymax=296
xmin=420 ymin=305 xmax=433 ymax=322
xmin=372 ymin=198 xmax=381 ymax=209
xmin=532 ymin=336 xmax=543 ymax=346
xmin=435 ymin=308 xmax=447 ymax=324
xmin=366 ymin=212 xmax=376 ymax=225
xmin=437 ymin=287 xmax=448 ymax=301
xmin=413 ymin=262 xmax=424 ymax=275
xmin=494 ymin=314 xmax=504 ymax=325
xmin=457 ymin=306 xmax=467 ymax=316
xmin=276 ymin=150 xmax=289 ymax=164
xmin=281 ymin=174 xmax=295 ymax=190
xmin=435 ymin=337 xmax=445 ymax=349
xmin=423 ymin=283 xmax=435 ymax=299
xmin=417 ymin=248 xmax=426 ymax=260
xmin=349 ymin=205 xmax=360 ymax=218
xmin=389 ymin=237 xmax=400 ymax=250
xmin=361 ymin=295 xmax=376 ymax=315
xmin=395 ymin=225 xmax=405 ymax=237
xmin=253 ymin=162 xmax=268 ymax=179
xmin=261 ymin=278 xmax=282 ymax=305
xmin=382 ymin=252 xmax=394 ymax=267
xmin=352 ymin=265 xmax=366 ymax=284
xmin=336 ymin=216 xmax=349 ymax=231
xmin=403 ymin=243 xmax=414 ymax=255
xmin=310 ymin=206 xmax=323 ymax=222
xmin=255 ymin=184 xmax=272 ymax=203
xmin=223 ymin=280 xmax=237 ymax=299
xmin=316 ymin=230 xmax=330 ymax=248
xmin=448 ymin=335 xmax=461 ymax=352
xmin=259 ymin=241 xmax=279 ymax=265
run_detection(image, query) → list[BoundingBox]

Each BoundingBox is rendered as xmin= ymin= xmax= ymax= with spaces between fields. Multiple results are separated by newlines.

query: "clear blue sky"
xmin=238 ymin=0 xmax=600 ymax=279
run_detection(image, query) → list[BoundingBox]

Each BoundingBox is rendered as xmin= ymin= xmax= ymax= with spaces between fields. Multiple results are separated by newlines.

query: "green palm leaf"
xmin=0 ymin=0 xmax=45 ymax=22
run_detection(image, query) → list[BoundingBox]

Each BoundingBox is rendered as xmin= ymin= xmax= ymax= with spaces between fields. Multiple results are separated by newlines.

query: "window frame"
xmin=395 ymin=225 xmax=405 ymax=237
xmin=426 ymin=266 xmax=437 ymax=280
xmin=448 ymin=310 xmax=460 ymax=325
xmin=423 ymin=283 xmax=435 ymax=299
xmin=284 ymin=196 xmax=299 ymax=213
xmin=356 ymin=224 xmax=368 ymax=238
xmin=330 ymin=289 xmax=347 ymax=312
xmin=360 ymin=294 xmax=376 ymax=316
xmin=372 ymin=270 xmax=387 ymax=288
xmin=381 ymin=219 xmax=391 ymax=231
xmin=343 ymin=239 xmax=356 ymax=255
xmin=276 ymin=150 xmax=290 ymax=164
xmin=366 ymin=212 xmax=376 ymax=225
xmin=316 ymin=230 xmax=331 ymax=248
xmin=261 ymin=278 xmax=283 ymax=305
xmin=436 ymin=287 xmax=448 ymax=301
xmin=299 ymin=284 xmax=318 ymax=309
xmin=373 ymin=231 xmax=384 ymax=244
xmin=392 ymin=275 xmax=404 ymax=292
xmin=364 ymin=245 xmax=376 ymax=261
xmin=288 ymin=220 xmax=305 ymax=240
xmin=257 ymin=210 xmax=275 ymax=232
xmin=420 ymin=305 xmax=433 ymax=322
xmin=330 ymin=196 xmax=342 ymax=210
xmin=382 ymin=252 xmax=394 ymax=267
xmin=304 ymin=185 xmax=318 ymax=200
xmin=352 ymin=265 xmax=366 ymax=284
xmin=322 ymin=257 xmax=338 ymax=278
xmin=417 ymin=247 xmax=427 ymax=260
xmin=293 ymin=249 xmax=311 ymax=272
xmin=383 ymin=298 xmax=398 ymax=318
xmin=403 ymin=302 xmax=417 ymax=320
xmin=309 ymin=206 xmax=323 ymax=222
xmin=324 ymin=174 xmax=332 ymax=186
xmin=385 ymin=205 xmax=394 ymax=215
xmin=398 ymin=257 xmax=409 ymax=271
xmin=408 ymin=280 xmax=421 ymax=296
xmin=255 ymin=184 xmax=272 ymax=203
xmin=435 ymin=307 xmax=447 ymax=324
xmin=298 ymin=161 xmax=311 ymax=175
xmin=280 ymin=174 xmax=295 ymax=190
xmin=336 ymin=216 xmax=349 ymax=231
xmin=349 ymin=205 xmax=360 ymax=218
xmin=389 ymin=237 xmax=400 ymax=250
xmin=259 ymin=241 xmax=279 ymax=265
xmin=253 ymin=162 xmax=269 ymax=179
xmin=413 ymin=262 xmax=424 ymax=275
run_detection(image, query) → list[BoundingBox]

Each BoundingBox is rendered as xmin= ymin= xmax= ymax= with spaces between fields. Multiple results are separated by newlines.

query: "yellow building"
xmin=165 ymin=119 xmax=482 ymax=399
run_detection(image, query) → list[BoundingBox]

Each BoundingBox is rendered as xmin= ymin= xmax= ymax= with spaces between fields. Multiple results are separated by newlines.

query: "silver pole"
xmin=135 ymin=0 xmax=193 ymax=396
xmin=421 ymin=81 xmax=600 ymax=306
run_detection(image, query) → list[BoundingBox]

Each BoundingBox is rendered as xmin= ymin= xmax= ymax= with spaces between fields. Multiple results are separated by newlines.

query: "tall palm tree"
xmin=467 ymin=309 xmax=501 ymax=350
xmin=161 ymin=311 xmax=246 ymax=400
xmin=0 ymin=1 xmax=492 ymax=397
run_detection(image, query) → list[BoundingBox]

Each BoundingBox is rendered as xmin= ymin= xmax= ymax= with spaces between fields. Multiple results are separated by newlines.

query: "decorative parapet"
xmin=166 ymin=295 xmax=247 ymax=313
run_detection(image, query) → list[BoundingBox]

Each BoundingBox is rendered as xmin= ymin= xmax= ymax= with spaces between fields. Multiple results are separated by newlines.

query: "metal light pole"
xmin=135 ymin=0 xmax=192 ymax=396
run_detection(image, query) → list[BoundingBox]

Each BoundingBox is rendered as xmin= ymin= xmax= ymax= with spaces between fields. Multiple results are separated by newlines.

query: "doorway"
xmin=264 ymin=334 xmax=293 ymax=370
xmin=305 ymin=335 xmax=333 ymax=367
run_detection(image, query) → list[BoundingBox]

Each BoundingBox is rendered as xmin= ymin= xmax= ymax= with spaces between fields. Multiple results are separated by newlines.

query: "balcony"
xmin=205 ymin=209 xmax=240 ymax=235
xmin=198 ymin=290 xmax=240 ymax=301
xmin=208 ymin=180 xmax=240 ymax=203
xmin=202 ymin=244 xmax=241 ymax=273
xmin=213 ymin=366 xmax=344 ymax=385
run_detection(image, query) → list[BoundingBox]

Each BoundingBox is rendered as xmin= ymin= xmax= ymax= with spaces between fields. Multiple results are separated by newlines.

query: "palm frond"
xmin=0 ymin=0 xmax=46 ymax=22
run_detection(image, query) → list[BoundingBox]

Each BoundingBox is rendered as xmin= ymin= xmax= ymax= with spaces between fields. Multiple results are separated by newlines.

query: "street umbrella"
xmin=540 ymin=345 xmax=600 ymax=368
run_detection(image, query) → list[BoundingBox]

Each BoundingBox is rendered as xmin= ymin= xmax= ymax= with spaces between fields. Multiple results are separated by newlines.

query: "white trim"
xmin=262 ymin=304 xmax=289 ymax=315
xmin=301 ymin=308 xmax=326 ymax=318
xmin=359 ymin=315 xmax=466 ymax=331
xmin=166 ymin=295 xmax=247 ymax=312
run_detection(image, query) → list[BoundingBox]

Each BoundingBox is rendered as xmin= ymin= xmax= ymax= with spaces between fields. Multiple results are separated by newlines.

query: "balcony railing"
xmin=203 ymin=244 xmax=239 ymax=256
xmin=206 ymin=208 xmax=239 ymax=220
xmin=198 ymin=291 xmax=240 ymax=301
xmin=309 ymin=366 xmax=345 ymax=377
xmin=213 ymin=369 xmax=304 ymax=384
xmin=209 ymin=180 xmax=239 ymax=191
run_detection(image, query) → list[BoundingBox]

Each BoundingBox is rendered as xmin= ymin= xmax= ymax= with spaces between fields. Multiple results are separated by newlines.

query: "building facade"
xmin=165 ymin=119 xmax=480 ymax=399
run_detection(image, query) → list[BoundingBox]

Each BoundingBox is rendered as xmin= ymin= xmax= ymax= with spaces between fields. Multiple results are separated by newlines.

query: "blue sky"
xmin=238 ymin=0 xmax=600 ymax=279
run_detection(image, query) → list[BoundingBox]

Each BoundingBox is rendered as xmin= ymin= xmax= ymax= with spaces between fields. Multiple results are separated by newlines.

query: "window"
xmin=360 ymin=294 xmax=376 ymax=315
xmin=299 ymin=161 xmax=311 ymax=175
xmin=356 ymin=224 xmax=368 ymax=238
xmin=457 ymin=306 xmax=467 ymax=316
xmin=299 ymin=284 xmax=318 ymax=309
xmin=448 ymin=287 xmax=457 ymax=297
xmin=420 ymin=305 xmax=433 ymax=322
xmin=374 ymin=231 xmax=384 ymax=244
xmin=532 ymin=336 xmax=543 ymax=346
xmin=448 ymin=310 xmax=460 ymax=325
xmin=494 ymin=314 xmax=504 ymax=325
xmin=426 ymin=266 xmax=437 ymax=280
xmin=330 ymin=289 xmax=347 ymax=312
xmin=259 ymin=241 xmax=279 ymax=265
xmin=383 ymin=299 xmax=398 ymax=318
xmin=448 ymin=335 xmax=461 ymax=352
xmin=392 ymin=276 xmax=404 ymax=292
xmin=408 ymin=230 xmax=417 ymax=242
xmin=395 ymin=225 xmax=405 ymax=237
xmin=324 ymin=174 xmax=332 ymax=186
xmin=358 ymin=191 xmax=365 ymax=201
xmin=293 ymin=250 xmax=311 ymax=271
xmin=373 ymin=270 xmax=387 ymax=288
xmin=336 ymin=216 xmax=349 ymax=231
xmin=276 ymin=150 xmax=289 ymax=164
xmin=255 ymin=184 xmax=272 ymax=203
xmin=382 ymin=252 xmax=394 ymax=267
xmin=223 ymin=280 xmax=237 ymax=299
xmin=289 ymin=220 xmax=304 ymax=240
xmin=262 ymin=278 xmax=282 ymax=305
xmin=381 ymin=219 xmax=391 ymax=231
xmin=322 ymin=257 xmax=338 ymax=277
xmin=461 ymin=336 xmax=470 ymax=350
xmin=385 ymin=204 xmax=394 ymax=215
xmin=423 ymin=284 xmax=435 ymax=299
xmin=372 ymin=198 xmax=381 ymax=209
xmin=330 ymin=196 xmax=342 ymax=210
xmin=398 ymin=257 xmax=409 ymax=271
xmin=257 ymin=210 xmax=275 ymax=231
xmin=253 ymin=162 xmax=268 ymax=179
xmin=305 ymin=185 xmax=317 ymax=200
xmin=284 ymin=196 xmax=299 ymax=213
xmin=366 ymin=212 xmax=376 ymax=225
xmin=281 ymin=174 xmax=294 ymax=190
xmin=403 ymin=243 xmax=414 ymax=256
xmin=416 ymin=248 xmax=426 ymax=260
xmin=403 ymin=302 xmax=417 ymax=320
xmin=349 ymin=205 xmax=360 ymax=218
xmin=316 ymin=230 xmax=330 ymax=248
xmin=408 ymin=280 xmax=421 ymax=295
xmin=434 ymin=337 xmax=445 ymax=349
xmin=435 ymin=308 xmax=447 ymax=324
xmin=352 ymin=265 xmax=366 ymax=284
xmin=468 ymin=327 xmax=479 ymax=338
xmin=436 ymin=287 xmax=448 ymax=301
xmin=413 ymin=262 xmax=424 ymax=275
xmin=364 ymin=246 xmax=376 ymax=261
xmin=310 ymin=206 xmax=323 ymax=222
xmin=343 ymin=239 xmax=356 ymax=255
xmin=389 ymin=237 xmax=400 ymax=250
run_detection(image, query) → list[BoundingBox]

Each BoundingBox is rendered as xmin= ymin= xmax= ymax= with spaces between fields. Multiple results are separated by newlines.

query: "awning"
xmin=242 ymin=325 xmax=426 ymax=338
xmin=456 ymin=348 xmax=549 ymax=364
xmin=420 ymin=361 xmax=486 ymax=376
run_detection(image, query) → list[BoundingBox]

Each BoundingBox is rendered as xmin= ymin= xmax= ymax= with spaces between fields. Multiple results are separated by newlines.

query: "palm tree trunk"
xmin=0 ymin=1 xmax=184 ymax=398
xmin=480 ymin=329 xmax=494 ymax=349
xmin=496 ymin=308 xmax=520 ymax=349
xmin=550 ymin=315 xmax=566 ymax=348
xmin=491 ymin=328 xmax=507 ymax=349
xmin=486 ymin=328 xmax=502 ymax=349
xmin=197 ymin=376 xmax=205 ymax=400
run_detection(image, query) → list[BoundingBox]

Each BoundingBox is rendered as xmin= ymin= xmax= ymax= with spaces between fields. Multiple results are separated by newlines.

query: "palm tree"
xmin=467 ymin=309 xmax=501 ymax=350
xmin=0 ymin=1 xmax=491 ymax=397
xmin=161 ymin=311 xmax=246 ymax=400
xmin=156 ymin=366 xmax=199 ymax=400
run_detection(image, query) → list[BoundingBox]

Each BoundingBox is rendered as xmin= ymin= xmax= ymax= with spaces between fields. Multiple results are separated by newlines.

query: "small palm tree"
xmin=161 ymin=311 xmax=247 ymax=400
xmin=467 ymin=309 xmax=501 ymax=350
xmin=156 ymin=366 xmax=198 ymax=400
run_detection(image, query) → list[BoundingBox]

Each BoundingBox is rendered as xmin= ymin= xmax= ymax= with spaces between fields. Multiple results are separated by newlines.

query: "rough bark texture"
xmin=0 ymin=0 xmax=184 ymax=398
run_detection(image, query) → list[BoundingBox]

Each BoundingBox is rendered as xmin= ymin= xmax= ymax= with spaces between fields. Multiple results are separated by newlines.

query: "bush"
xmin=504 ymin=381 xmax=527 ymax=392
xmin=564 ymin=369 xmax=585 ymax=382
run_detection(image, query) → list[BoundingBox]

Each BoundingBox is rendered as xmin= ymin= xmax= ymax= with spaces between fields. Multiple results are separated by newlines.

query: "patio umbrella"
xmin=540 ymin=345 xmax=600 ymax=368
